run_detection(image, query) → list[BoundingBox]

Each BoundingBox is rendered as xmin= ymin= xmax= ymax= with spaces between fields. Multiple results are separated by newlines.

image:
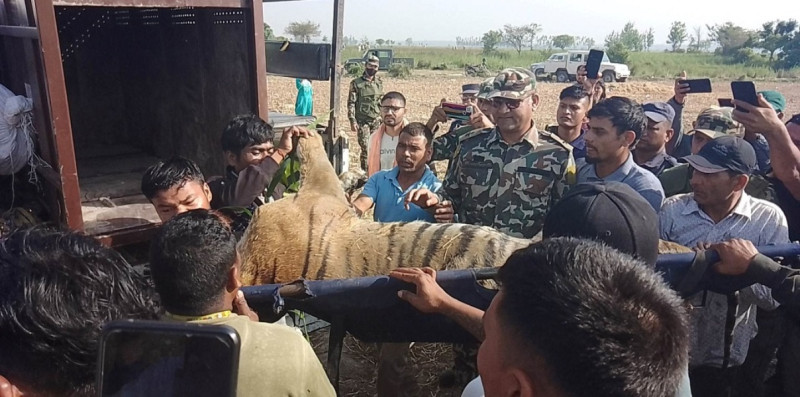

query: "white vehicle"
xmin=530 ymin=50 xmax=630 ymax=83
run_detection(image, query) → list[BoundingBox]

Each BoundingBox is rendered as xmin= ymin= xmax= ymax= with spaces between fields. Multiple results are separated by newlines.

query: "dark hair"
xmin=400 ymin=122 xmax=434 ymax=148
xmin=560 ymin=84 xmax=591 ymax=102
xmin=0 ymin=227 xmax=159 ymax=395
xmin=149 ymin=210 xmax=237 ymax=316
xmin=496 ymin=238 xmax=688 ymax=397
xmin=595 ymin=80 xmax=607 ymax=100
xmin=220 ymin=114 xmax=274 ymax=156
xmin=381 ymin=91 xmax=406 ymax=106
xmin=587 ymin=96 xmax=646 ymax=140
xmin=141 ymin=156 xmax=205 ymax=200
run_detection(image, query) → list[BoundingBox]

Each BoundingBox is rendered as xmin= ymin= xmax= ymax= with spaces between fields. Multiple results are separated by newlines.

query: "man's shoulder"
xmin=538 ymin=129 xmax=574 ymax=153
xmin=661 ymin=193 xmax=694 ymax=211
xmin=630 ymin=162 xmax=665 ymax=187
xmin=457 ymin=127 xmax=493 ymax=145
xmin=747 ymin=194 xmax=788 ymax=221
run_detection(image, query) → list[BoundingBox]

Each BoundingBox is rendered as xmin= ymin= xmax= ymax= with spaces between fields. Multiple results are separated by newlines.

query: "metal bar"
xmin=326 ymin=316 xmax=345 ymax=393
xmin=327 ymin=0 xmax=343 ymax=140
xmin=32 ymin=0 xmax=84 ymax=231
xmin=0 ymin=25 xmax=37 ymax=38
xmin=250 ymin=0 xmax=269 ymax=121
xmin=52 ymin=0 xmax=246 ymax=7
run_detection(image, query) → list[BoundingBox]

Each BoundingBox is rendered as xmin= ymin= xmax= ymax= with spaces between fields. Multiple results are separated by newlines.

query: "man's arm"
xmin=351 ymin=194 xmax=374 ymax=217
xmin=734 ymin=96 xmax=800 ymax=200
xmin=389 ymin=267 xmax=486 ymax=341
xmin=347 ymin=80 xmax=358 ymax=130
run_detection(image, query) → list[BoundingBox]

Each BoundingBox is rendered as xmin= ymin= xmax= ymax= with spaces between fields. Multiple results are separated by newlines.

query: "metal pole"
xmin=329 ymin=0 xmax=344 ymax=141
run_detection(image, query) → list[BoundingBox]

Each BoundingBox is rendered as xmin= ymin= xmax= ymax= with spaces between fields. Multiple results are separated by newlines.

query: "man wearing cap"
xmin=659 ymin=136 xmax=789 ymax=397
xmin=659 ymin=107 xmax=745 ymax=197
xmin=428 ymin=78 xmax=496 ymax=165
xmin=544 ymin=85 xmax=590 ymax=160
xmin=744 ymin=90 xmax=786 ymax=175
xmin=634 ymin=102 xmax=679 ymax=176
xmin=406 ymin=68 xmax=575 ymax=239
xmin=578 ymin=96 xmax=665 ymax=211
xmin=391 ymin=182 xmax=692 ymax=397
xmin=348 ymin=54 xmax=384 ymax=171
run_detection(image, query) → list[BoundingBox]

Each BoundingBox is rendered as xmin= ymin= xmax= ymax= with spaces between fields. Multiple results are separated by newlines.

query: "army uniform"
xmin=347 ymin=55 xmax=383 ymax=170
xmin=437 ymin=69 xmax=575 ymax=239
xmin=431 ymin=78 xmax=495 ymax=170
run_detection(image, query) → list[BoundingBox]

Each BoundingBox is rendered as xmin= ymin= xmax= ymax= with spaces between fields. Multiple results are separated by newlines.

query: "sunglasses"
xmin=380 ymin=105 xmax=405 ymax=113
xmin=490 ymin=98 xmax=523 ymax=110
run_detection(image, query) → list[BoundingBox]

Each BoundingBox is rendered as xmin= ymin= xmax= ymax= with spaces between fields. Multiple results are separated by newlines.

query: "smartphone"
xmin=97 ymin=320 xmax=240 ymax=397
xmin=717 ymin=98 xmax=734 ymax=107
xmin=441 ymin=102 xmax=474 ymax=121
xmin=585 ymin=50 xmax=605 ymax=80
xmin=731 ymin=81 xmax=758 ymax=112
xmin=683 ymin=78 xmax=712 ymax=94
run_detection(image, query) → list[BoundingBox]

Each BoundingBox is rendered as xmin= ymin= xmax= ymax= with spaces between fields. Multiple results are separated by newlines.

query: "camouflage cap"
xmin=487 ymin=68 xmax=536 ymax=100
xmin=685 ymin=107 xmax=743 ymax=139
xmin=366 ymin=54 xmax=380 ymax=65
xmin=477 ymin=77 xmax=495 ymax=99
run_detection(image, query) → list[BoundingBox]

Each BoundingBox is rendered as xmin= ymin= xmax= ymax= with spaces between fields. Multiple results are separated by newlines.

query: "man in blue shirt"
xmin=578 ymin=96 xmax=665 ymax=211
xmin=352 ymin=122 xmax=443 ymax=222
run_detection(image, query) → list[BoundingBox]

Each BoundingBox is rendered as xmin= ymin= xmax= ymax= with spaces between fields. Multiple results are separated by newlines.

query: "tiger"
xmin=238 ymin=130 xmax=691 ymax=286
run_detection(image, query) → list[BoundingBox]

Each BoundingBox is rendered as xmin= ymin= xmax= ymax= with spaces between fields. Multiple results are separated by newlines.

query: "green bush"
xmin=432 ymin=63 xmax=449 ymax=70
xmin=388 ymin=64 xmax=411 ymax=78
xmin=346 ymin=63 xmax=364 ymax=77
xmin=416 ymin=59 xmax=432 ymax=69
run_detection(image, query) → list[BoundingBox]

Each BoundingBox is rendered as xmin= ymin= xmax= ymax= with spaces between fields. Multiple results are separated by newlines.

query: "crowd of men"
xmin=1 ymin=54 xmax=800 ymax=397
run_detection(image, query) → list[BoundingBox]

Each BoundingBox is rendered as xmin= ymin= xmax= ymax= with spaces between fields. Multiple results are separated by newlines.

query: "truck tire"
xmin=556 ymin=70 xmax=569 ymax=83
xmin=602 ymin=71 xmax=615 ymax=83
xmin=617 ymin=77 xmax=628 ymax=83
xmin=534 ymin=68 xmax=544 ymax=77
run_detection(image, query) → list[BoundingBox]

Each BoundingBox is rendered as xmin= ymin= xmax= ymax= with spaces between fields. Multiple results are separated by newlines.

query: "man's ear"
xmin=530 ymin=94 xmax=540 ymax=110
xmin=733 ymin=174 xmax=749 ymax=192
xmin=623 ymin=130 xmax=637 ymax=147
xmin=666 ymin=128 xmax=675 ymax=143
xmin=203 ymin=182 xmax=213 ymax=204
xmin=224 ymin=150 xmax=238 ymax=168
xmin=227 ymin=254 xmax=242 ymax=293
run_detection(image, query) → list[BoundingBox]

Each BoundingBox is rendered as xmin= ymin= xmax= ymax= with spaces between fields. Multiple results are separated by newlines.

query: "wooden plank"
xmin=32 ymin=0 xmax=85 ymax=230
xmin=52 ymin=0 xmax=246 ymax=7
xmin=250 ymin=0 xmax=268 ymax=120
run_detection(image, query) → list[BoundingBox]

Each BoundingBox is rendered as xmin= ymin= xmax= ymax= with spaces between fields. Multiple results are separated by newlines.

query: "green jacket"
xmin=347 ymin=75 xmax=383 ymax=123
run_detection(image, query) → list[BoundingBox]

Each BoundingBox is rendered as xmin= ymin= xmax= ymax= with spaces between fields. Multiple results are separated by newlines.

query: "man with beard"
xmin=578 ymin=96 xmax=665 ymax=211
xmin=348 ymin=54 xmax=383 ymax=171
xmin=367 ymin=91 xmax=409 ymax=176
xmin=633 ymin=102 xmax=679 ymax=176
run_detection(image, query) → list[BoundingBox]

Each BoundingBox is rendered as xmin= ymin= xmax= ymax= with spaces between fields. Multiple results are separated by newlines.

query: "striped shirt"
xmin=659 ymin=192 xmax=789 ymax=368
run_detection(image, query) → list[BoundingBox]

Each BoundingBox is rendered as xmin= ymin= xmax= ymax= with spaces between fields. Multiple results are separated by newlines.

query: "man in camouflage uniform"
xmin=429 ymin=77 xmax=496 ymax=165
xmin=406 ymin=68 xmax=575 ymax=388
xmin=408 ymin=68 xmax=575 ymax=239
xmin=348 ymin=55 xmax=383 ymax=170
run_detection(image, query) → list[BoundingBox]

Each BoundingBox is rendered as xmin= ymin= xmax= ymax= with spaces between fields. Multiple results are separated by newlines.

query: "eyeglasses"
xmin=461 ymin=95 xmax=478 ymax=103
xmin=380 ymin=105 xmax=405 ymax=113
xmin=490 ymin=98 xmax=523 ymax=110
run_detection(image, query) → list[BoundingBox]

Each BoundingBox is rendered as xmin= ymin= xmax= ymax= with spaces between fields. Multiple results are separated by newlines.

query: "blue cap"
xmin=461 ymin=84 xmax=480 ymax=95
xmin=684 ymin=136 xmax=756 ymax=175
xmin=643 ymin=102 xmax=676 ymax=124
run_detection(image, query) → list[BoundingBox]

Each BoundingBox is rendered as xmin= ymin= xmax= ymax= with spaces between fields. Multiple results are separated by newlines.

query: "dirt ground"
xmin=266 ymin=72 xmax=800 ymax=396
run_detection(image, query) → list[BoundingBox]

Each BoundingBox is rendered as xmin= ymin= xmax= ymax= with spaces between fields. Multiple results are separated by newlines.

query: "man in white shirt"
xmin=367 ymin=91 xmax=409 ymax=176
xmin=659 ymin=136 xmax=789 ymax=397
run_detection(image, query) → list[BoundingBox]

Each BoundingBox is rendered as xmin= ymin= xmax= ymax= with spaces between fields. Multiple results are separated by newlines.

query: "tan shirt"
xmin=193 ymin=314 xmax=335 ymax=397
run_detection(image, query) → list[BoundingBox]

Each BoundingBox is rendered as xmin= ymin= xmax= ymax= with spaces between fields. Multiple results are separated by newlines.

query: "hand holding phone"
xmin=731 ymin=81 xmax=758 ymax=113
xmin=585 ymin=50 xmax=604 ymax=81
xmin=441 ymin=102 xmax=474 ymax=121
xmin=682 ymin=79 xmax=712 ymax=94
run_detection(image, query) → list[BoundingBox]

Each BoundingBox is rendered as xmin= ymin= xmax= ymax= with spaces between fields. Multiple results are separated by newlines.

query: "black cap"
xmin=643 ymin=102 xmax=676 ymax=124
xmin=461 ymin=84 xmax=480 ymax=95
xmin=543 ymin=182 xmax=659 ymax=266
xmin=684 ymin=135 xmax=756 ymax=175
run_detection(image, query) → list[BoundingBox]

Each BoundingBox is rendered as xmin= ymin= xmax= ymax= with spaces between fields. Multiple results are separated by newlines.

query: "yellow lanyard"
xmin=164 ymin=310 xmax=232 ymax=322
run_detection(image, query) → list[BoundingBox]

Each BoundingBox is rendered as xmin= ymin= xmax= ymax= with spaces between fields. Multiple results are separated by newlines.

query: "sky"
xmin=263 ymin=0 xmax=800 ymax=45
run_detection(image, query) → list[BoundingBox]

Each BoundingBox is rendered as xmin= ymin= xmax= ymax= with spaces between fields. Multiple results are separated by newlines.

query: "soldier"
xmin=348 ymin=54 xmax=384 ymax=171
xmin=407 ymin=67 xmax=575 ymax=239
xmin=429 ymin=77 xmax=496 ymax=165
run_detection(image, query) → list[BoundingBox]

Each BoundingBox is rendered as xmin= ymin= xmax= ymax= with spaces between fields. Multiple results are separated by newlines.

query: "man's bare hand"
xmin=732 ymin=94 xmax=785 ymax=137
xmin=432 ymin=200 xmax=455 ymax=223
xmin=693 ymin=241 xmax=713 ymax=252
xmin=711 ymin=239 xmax=759 ymax=276
xmin=405 ymin=188 xmax=440 ymax=210
xmin=426 ymin=98 xmax=448 ymax=131
xmin=674 ymin=71 xmax=689 ymax=105
xmin=0 ymin=376 xmax=22 ymax=397
xmin=468 ymin=106 xmax=494 ymax=130
xmin=233 ymin=290 xmax=260 ymax=322
xmin=389 ymin=267 xmax=454 ymax=314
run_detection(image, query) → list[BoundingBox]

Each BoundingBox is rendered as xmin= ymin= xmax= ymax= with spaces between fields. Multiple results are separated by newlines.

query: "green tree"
xmin=482 ymin=30 xmax=504 ymax=55
xmin=619 ymin=22 xmax=645 ymax=52
xmin=503 ymin=24 xmax=532 ymax=55
xmin=552 ymin=35 xmax=575 ymax=50
xmin=757 ymin=19 xmax=798 ymax=65
xmin=537 ymin=35 xmax=554 ymax=51
xmin=264 ymin=23 xmax=275 ymax=40
xmin=667 ymin=21 xmax=688 ymax=52
xmin=707 ymin=22 xmax=754 ymax=56
xmin=375 ymin=38 xmax=385 ymax=46
xmin=284 ymin=20 xmax=321 ymax=43
xmin=777 ymin=34 xmax=800 ymax=69
xmin=405 ymin=37 xmax=413 ymax=46
xmin=644 ymin=28 xmax=655 ymax=51
xmin=525 ymin=23 xmax=542 ymax=50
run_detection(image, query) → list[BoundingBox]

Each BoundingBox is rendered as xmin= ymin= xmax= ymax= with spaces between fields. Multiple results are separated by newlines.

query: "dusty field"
xmin=266 ymin=72 xmax=800 ymax=396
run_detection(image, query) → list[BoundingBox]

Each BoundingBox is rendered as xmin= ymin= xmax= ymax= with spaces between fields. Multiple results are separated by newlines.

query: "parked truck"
xmin=344 ymin=48 xmax=415 ymax=70
xmin=530 ymin=50 xmax=630 ymax=83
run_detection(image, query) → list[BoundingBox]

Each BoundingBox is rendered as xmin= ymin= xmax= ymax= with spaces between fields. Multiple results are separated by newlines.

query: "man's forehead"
xmin=153 ymin=180 xmax=204 ymax=203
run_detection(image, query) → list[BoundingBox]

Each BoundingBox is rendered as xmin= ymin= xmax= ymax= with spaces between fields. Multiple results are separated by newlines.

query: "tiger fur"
xmin=238 ymin=132 xmax=691 ymax=286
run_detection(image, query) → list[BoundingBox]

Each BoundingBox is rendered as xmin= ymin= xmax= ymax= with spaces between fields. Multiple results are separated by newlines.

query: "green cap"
xmin=758 ymin=90 xmax=786 ymax=113
xmin=686 ymin=107 xmax=743 ymax=139
xmin=487 ymin=68 xmax=536 ymax=100
xmin=477 ymin=77 xmax=495 ymax=99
